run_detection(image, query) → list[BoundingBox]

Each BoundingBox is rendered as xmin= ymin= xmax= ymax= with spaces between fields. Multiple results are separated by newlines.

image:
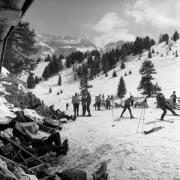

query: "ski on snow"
xmin=143 ymin=126 xmax=164 ymax=135
xmin=155 ymin=118 xmax=174 ymax=123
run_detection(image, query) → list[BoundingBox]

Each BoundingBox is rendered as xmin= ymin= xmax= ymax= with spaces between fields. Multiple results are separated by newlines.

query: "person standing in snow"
xmin=86 ymin=92 xmax=91 ymax=116
xmin=72 ymin=93 xmax=80 ymax=116
xmin=156 ymin=93 xmax=179 ymax=120
xmin=120 ymin=95 xmax=134 ymax=118
xmin=101 ymin=94 xmax=105 ymax=108
xmin=106 ymin=95 xmax=111 ymax=110
xmin=81 ymin=94 xmax=87 ymax=116
xmin=170 ymin=91 xmax=180 ymax=108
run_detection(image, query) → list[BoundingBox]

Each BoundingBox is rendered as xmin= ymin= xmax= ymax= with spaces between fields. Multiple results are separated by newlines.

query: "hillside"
xmin=31 ymin=40 xmax=180 ymax=107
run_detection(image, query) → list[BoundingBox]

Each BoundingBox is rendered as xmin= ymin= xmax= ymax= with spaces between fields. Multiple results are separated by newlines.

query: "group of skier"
xmin=94 ymin=94 xmax=113 ymax=110
xmin=72 ymin=92 xmax=92 ymax=117
xmin=118 ymin=91 xmax=179 ymax=120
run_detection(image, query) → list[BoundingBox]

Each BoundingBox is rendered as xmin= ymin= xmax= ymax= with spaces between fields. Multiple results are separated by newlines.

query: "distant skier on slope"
xmin=170 ymin=91 xmax=180 ymax=108
xmin=86 ymin=92 xmax=91 ymax=117
xmin=156 ymin=93 xmax=179 ymax=120
xmin=120 ymin=95 xmax=134 ymax=118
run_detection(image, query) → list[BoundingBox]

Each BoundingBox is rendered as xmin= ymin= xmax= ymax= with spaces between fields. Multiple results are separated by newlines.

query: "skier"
xmin=81 ymin=94 xmax=87 ymax=116
xmin=156 ymin=93 xmax=179 ymax=120
xmin=86 ymin=92 xmax=91 ymax=116
xmin=101 ymin=94 xmax=105 ymax=108
xmin=72 ymin=93 xmax=80 ymax=116
xmin=120 ymin=95 xmax=134 ymax=118
xmin=106 ymin=95 xmax=111 ymax=110
xmin=170 ymin=91 xmax=179 ymax=108
xmin=97 ymin=95 xmax=101 ymax=110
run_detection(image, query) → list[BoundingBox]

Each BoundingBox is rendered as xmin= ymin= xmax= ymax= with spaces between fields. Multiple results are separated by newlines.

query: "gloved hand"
xmin=9 ymin=120 xmax=16 ymax=128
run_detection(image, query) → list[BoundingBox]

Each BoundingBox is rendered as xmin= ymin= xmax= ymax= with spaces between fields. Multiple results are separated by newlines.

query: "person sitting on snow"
xmin=156 ymin=93 xmax=179 ymax=120
xmin=49 ymin=105 xmax=76 ymax=121
xmin=120 ymin=95 xmax=134 ymax=118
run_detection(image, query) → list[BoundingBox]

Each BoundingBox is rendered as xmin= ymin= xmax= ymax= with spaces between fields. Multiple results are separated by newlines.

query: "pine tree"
xmin=152 ymin=48 xmax=155 ymax=54
xmin=173 ymin=30 xmax=179 ymax=42
xmin=34 ymin=76 xmax=41 ymax=84
xmin=74 ymin=73 xmax=77 ymax=80
xmin=27 ymin=73 xmax=35 ymax=89
xmin=120 ymin=45 xmax=127 ymax=61
xmin=42 ymin=66 xmax=50 ymax=80
xmin=58 ymin=74 xmax=62 ymax=86
xmin=49 ymin=87 xmax=52 ymax=93
xmin=148 ymin=49 xmax=152 ymax=58
xmin=45 ymin=54 xmax=51 ymax=62
xmin=124 ymin=72 xmax=127 ymax=76
xmin=112 ymin=70 xmax=117 ymax=78
xmin=3 ymin=21 xmax=38 ymax=74
xmin=79 ymin=73 xmax=89 ymax=96
xmin=129 ymin=70 xmax=132 ymax=74
xmin=120 ymin=61 xmax=125 ymax=69
xmin=138 ymin=60 xmax=159 ymax=97
xmin=161 ymin=54 xmax=163 ymax=57
xmin=175 ymin=50 xmax=178 ymax=57
xmin=117 ymin=76 xmax=126 ymax=101
xmin=66 ymin=56 xmax=71 ymax=68
xmin=102 ymin=54 xmax=109 ymax=76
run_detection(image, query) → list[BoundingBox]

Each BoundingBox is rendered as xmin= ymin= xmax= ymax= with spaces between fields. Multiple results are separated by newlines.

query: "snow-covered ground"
xmin=25 ymin=41 xmax=180 ymax=179
xmin=1 ymin=41 xmax=180 ymax=179
xmin=53 ymin=106 xmax=180 ymax=180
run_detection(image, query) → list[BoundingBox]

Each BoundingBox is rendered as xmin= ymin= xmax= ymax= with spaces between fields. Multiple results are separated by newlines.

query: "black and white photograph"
xmin=0 ymin=0 xmax=180 ymax=179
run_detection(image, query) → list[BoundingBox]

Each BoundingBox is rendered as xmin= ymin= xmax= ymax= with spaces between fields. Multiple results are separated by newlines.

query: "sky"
xmin=24 ymin=0 xmax=180 ymax=47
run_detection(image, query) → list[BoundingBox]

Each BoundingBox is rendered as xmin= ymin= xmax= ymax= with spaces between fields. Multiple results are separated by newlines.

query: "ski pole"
xmin=136 ymin=107 xmax=144 ymax=132
xmin=111 ymin=96 xmax=115 ymax=127
xmin=141 ymin=105 xmax=146 ymax=133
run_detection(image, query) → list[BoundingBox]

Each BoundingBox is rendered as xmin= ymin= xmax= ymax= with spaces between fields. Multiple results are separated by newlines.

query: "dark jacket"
xmin=156 ymin=93 xmax=166 ymax=108
xmin=124 ymin=97 xmax=133 ymax=107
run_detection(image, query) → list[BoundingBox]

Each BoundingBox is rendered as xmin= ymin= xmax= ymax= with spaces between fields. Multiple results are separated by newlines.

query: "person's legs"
xmin=165 ymin=104 xmax=178 ymax=115
xmin=120 ymin=106 xmax=127 ymax=117
xmin=87 ymin=103 xmax=91 ymax=116
xmin=160 ymin=107 xmax=167 ymax=120
xmin=127 ymin=106 xmax=134 ymax=118
xmin=82 ymin=105 xmax=86 ymax=116
xmin=73 ymin=104 xmax=76 ymax=116
xmin=44 ymin=132 xmax=61 ymax=146
xmin=77 ymin=104 xmax=79 ymax=116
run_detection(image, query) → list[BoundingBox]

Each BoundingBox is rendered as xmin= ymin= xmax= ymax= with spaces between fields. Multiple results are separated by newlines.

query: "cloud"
xmin=125 ymin=0 xmax=180 ymax=28
xmin=94 ymin=29 xmax=134 ymax=48
xmin=92 ymin=12 xmax=134 ymax=47
xmin=93 ymin=12 xmax=127 ymax=33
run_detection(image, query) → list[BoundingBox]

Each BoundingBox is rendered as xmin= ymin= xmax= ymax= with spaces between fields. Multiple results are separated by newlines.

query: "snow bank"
xmin=0 ymin=97 xmax=16 ymax=123
xmin=0 ymin=67 xmax=10 ymax=78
